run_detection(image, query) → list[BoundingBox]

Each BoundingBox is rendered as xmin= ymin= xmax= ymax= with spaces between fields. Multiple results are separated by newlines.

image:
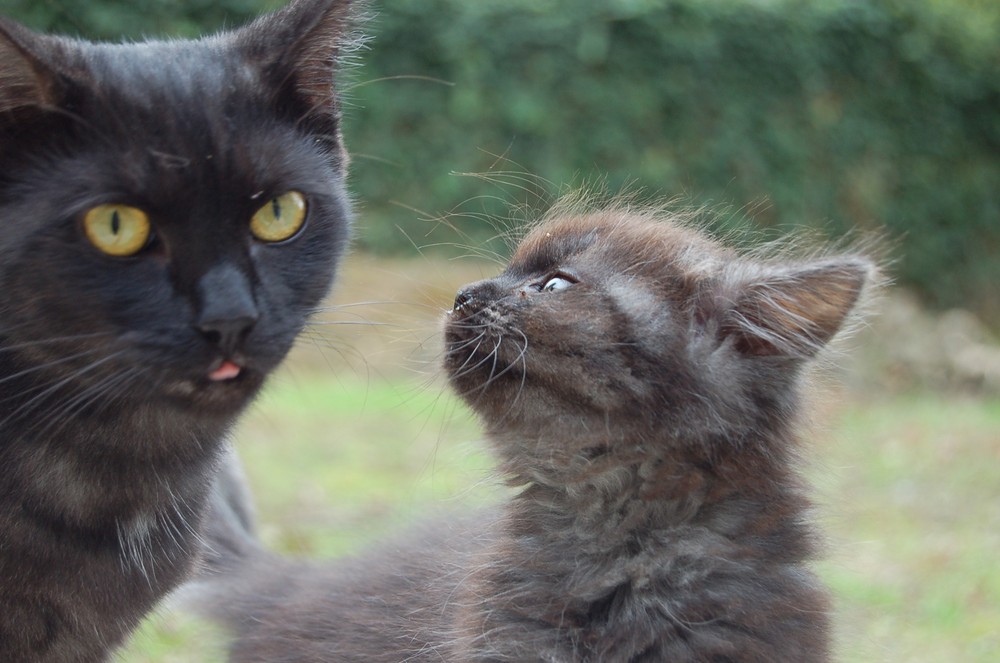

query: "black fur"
xmin=0 ymin=1 xmax=360 ymax=660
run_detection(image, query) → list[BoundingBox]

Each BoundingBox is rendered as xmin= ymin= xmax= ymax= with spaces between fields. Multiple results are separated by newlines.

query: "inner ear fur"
xmin=0 ymin=19 xmax=64 ymax=114
xmin=720 ymin=256 xmax=873 ymax=358
xmin=235 ymin=0 xmax=361 ymax=125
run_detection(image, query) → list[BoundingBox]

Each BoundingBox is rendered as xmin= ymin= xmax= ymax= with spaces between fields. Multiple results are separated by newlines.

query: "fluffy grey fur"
xmin=196 ymin=203 xmax=879 ymax=662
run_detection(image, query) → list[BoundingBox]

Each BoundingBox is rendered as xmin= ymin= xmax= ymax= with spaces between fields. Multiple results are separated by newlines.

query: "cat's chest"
xmin=2 ymin=404 xmax=220 ymax=546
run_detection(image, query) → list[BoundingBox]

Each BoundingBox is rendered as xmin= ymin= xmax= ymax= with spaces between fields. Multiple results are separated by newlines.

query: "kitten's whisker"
xmin=453 ymin=342 xmax=507 ymax=382
xmin=480 ymin=347 xmax=524 ymax=388
xmin=474 ymin=336 xmax=526 ymax=410
xmin=464 ymin=336 xmax=504 ymax=401
xmin=449 ymin=323 xmax=494 ymax=337
xmin=495 ymin=330 xmax=530 ymax=425
xmin=452 ymin=335 xmax=489 ymax=374
xmin=482 ymin=329 xmax=528 ymax=426
xmin=449 ymin=332 xmax=491 ymax=355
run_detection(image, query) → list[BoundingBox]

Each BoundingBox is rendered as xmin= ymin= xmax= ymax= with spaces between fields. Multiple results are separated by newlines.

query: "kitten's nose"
xmin=453 ymin=280 xmax=503 ymax=313
xmin=453 ymin=289 xmax=474 ymax=311
xmin=196 ymin=264 xmax=259 ymax=355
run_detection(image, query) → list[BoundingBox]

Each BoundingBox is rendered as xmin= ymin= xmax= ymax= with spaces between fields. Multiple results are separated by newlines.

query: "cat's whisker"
xmin=0 ymin=330 xmax=116 ymax=355
xmin=342 ymin=74 xmax=455 ymax=94
xmin=46 ymin=367 xmax=139 ymax=428
xmin=30 ymin=365 xmax=145 ymax=452
xmin=304 ymin=320 xmax=396 ymax=328
xmin=0 ymin=350 xmax=130 ymax=430
xmin=0 ymin=346 xmax=115 ymax=391
xmin=295 ymin=331 xmax=373 ymax=371
xmin=310 ymin=299 xmax=437 ymax=312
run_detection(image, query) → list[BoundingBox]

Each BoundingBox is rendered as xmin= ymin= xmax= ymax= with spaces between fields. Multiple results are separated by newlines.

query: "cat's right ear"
xmin=0 ymin=19 xmax=65 ymax=115
xmin=234 ymin=0 xmax=363 ymax=128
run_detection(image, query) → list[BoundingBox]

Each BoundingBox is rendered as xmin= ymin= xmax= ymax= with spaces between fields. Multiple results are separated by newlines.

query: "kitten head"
xmin=0 ymin=0 xmax=362 ymax=419
xmin=444 ymin=205 xmax=877 ymax=472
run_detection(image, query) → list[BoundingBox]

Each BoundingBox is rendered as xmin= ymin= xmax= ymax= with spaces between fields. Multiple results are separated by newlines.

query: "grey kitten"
xmin=197 ymin=203 xmax=878 ymax=662
xmin=0 ymin=0 xmax=361 ymax=660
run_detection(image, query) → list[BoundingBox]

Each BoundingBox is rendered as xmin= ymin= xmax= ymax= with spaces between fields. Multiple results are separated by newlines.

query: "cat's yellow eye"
xmin=83 ymin=204 xmax=152 ymax=257
xmin=250 ymin=191 xmax=307 ymax=243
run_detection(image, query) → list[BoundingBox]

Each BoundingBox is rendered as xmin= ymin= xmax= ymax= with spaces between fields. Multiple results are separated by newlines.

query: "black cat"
xmin=0 ymin=0 xmax=361 ymax=660
xmin=196 ymin=202 xmax=879 ymax=662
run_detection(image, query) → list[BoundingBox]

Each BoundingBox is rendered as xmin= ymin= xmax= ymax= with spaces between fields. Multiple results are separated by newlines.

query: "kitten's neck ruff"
xmin=494 ymin=420 xmax=808 ymax=561
xmin=472 ymin=425 xmax=818 ymax=650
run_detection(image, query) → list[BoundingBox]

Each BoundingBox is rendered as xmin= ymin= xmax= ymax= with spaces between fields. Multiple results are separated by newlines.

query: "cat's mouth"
xmin=199 ymin=356 xmax=258 ymax=391
xmin=207 ymin=359 xmax=243 ymax=382
xmin=156 ymin=355 xmax=265 ymax=413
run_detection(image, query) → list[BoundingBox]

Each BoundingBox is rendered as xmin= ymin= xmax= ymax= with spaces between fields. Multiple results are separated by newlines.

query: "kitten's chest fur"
xmin=453 ymin=440 xmax=825 ymax=662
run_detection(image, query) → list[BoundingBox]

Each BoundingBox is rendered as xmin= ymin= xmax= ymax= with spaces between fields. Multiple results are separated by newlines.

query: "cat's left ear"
xmin=235 ymin=0 xmax=362 ymax=127
xmin=715 ymin=256 xmax=875 ymax=359
xmin=0 ymin=19 xmax=66 ymax=114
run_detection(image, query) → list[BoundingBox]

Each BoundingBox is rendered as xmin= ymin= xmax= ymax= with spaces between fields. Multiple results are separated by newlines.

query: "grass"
xmin=814 ymin=395 xmax=1000 ymax=661
xmin=116 ymin=255 xmax=1000 ymax=662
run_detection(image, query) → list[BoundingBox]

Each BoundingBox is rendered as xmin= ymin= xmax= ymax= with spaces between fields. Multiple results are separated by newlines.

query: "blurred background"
xmin=5 ymin=0 xmax=999 ymax=660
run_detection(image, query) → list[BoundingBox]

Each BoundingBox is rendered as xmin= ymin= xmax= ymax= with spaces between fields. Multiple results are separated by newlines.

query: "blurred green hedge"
xmin=6 ymin=0 xmax=1000 ymax=322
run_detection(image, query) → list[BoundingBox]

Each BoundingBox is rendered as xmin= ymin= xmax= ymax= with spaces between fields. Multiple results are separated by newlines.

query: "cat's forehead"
xmin=510 ymin=211 xmax=725 ymax=278
xmin=37 ymin=38 xmax=320 ymax=207
xmin=80 ymin=38 xmax=260 ymax=120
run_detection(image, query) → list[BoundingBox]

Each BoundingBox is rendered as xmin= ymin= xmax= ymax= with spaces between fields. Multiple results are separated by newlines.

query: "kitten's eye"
xmin=542 ymin=275 xmax=576 ymax=292
xmin=83 ymin=204 xmax=152 ymax=257
xmin=250 ymin=191 xmax=307 ymax=243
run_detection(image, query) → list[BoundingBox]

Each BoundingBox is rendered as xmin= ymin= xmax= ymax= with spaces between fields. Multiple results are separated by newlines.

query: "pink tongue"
xmin=208 ymin=360 xmax=242 ymax=382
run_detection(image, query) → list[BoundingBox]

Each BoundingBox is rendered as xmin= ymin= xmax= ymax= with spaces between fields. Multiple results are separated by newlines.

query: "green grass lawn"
xmin=117 ymin=256 xmax=1000 ymax=662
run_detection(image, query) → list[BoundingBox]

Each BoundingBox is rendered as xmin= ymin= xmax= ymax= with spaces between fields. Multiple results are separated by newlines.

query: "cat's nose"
xmin=197 ymin=316 xmax=257 ymax=355
xmin=196 ymin=264 xmax=259 ymax=355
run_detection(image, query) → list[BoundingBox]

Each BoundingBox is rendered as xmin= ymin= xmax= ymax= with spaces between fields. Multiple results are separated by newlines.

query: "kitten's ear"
xmin=235 ymin=0 xmax=362 ymax=124
xmin=0 ymin=19 xmax=65 ymax=114
xmin=719 ymin=257 xmax=873 ymax=359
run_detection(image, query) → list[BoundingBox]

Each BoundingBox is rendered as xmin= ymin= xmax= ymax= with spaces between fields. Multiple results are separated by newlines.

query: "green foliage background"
xmin=6 ymin=0 xmax=999 ymax=322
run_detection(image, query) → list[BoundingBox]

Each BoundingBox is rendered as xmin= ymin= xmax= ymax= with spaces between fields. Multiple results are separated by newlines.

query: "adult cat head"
xmin=445 ymin=204 xmax=877 ymax=474
xmin=0 ymin=0 xmax=361 ymax=420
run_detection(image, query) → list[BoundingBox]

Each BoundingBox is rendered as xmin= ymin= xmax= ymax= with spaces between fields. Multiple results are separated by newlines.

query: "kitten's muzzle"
xmin=451 ymin=280 xmax=504 ymax=315
xmin=452 ymin=289 xmax=475 ymax=312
